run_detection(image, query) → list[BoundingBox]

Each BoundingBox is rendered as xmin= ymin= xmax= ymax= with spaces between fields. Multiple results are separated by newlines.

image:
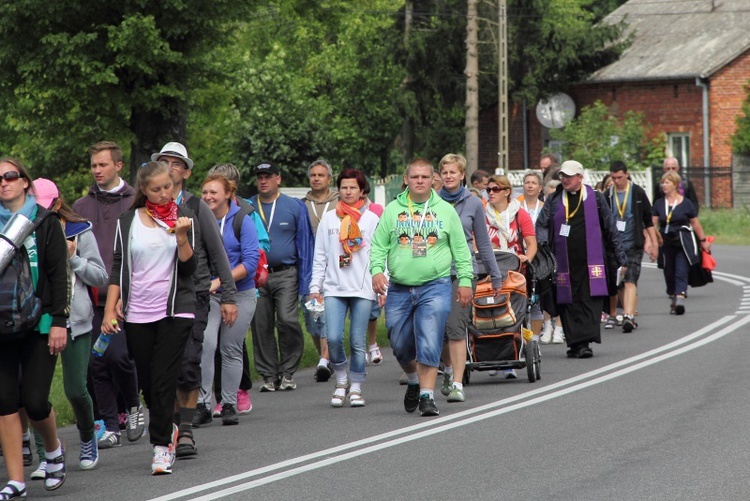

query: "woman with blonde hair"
xmin=651 ymin=171 xmax=710 ymax=314
xmin=436 ymin=154 xmax=503 ymax=402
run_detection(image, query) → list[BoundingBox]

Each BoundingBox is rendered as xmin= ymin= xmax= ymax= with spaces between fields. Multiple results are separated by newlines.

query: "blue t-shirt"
xmin=254 ymin=193 xmax=300 ymax=268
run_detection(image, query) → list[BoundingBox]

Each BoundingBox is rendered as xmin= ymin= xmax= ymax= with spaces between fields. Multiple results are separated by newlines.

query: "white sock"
xmin=350 ymin=382 xmax=362 ymax=393
xmin=444 ymin=366 xmax=453 ymax=375
xmin=419 ymin=389 xmax=434 ymax=400
xmin=406 ymin=372 xmax=419 ymax=385
xmin=22 ymin=430 xmax=31 ymax=441
xmin=1 ymin=481 xmax=25 ymax=494
xmin=45 ymin=440 xmax=63 ymax=473
xmin=318 ymin=357 xmax=328 ymax=367
xmin=453 ymin=382 xmax=464 ymax=391
xmin=368 ymin=343 xmax=379 ymax=351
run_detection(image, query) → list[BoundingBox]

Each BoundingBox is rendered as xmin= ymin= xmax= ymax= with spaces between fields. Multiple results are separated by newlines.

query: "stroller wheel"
xmin=526 ymin=340 xmax=538 ymax=383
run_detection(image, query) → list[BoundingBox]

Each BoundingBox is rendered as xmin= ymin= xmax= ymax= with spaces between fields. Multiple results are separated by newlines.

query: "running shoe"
xmin=236 ymin=389 xmax=253 ymax=414
xmin=126 ymin=405 xmax=145 ymax=442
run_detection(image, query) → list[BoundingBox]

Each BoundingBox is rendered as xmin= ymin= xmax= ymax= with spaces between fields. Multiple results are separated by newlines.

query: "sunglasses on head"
xmin=487 ymin=186 xmax=508 ymax=193
xmin=0 ymin=171 xmax=23 ymax=182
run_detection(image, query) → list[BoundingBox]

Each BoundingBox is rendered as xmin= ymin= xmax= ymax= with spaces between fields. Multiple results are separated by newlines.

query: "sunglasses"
xmin=487 ymin=186 xmax=509 ymax=193
xmin=0 ymin=171 xmax=23 ymax=182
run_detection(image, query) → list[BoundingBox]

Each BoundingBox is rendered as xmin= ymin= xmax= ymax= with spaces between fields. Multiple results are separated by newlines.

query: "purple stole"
xmin=553 ymin=185 xmax=608 ymax=304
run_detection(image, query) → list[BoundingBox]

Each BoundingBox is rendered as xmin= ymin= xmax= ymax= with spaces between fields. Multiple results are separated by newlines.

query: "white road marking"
xmin=149 ymin=267 xmax=750 ymax=501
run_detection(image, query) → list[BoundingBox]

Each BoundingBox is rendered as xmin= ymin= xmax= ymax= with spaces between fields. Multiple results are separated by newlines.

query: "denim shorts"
xmin=385 ymin=277 xmax=452 ymax=367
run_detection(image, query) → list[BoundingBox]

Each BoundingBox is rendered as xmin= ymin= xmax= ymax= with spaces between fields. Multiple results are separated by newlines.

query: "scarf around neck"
xmin=0 ymin=194 xmax=39 ymax=228
xmin=486 ymin=198 xmax=520 ymax=251
xmin=145 ymin=199 xmax=179 ymax=231
xmin=336 ymin=199 xmax=365 ymax=255
xmin=438 ymin=186 xmax=465 ymax=204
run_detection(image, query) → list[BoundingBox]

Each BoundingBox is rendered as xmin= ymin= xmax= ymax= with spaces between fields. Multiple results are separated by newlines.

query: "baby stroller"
xmin=463 ymin=251 xmax=540 ymax=384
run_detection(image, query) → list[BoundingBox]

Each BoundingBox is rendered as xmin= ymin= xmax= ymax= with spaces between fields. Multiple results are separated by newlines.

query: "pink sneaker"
xmin=236 ymin=390 xmax=253 ymax=415
xmin=118 ymin=412 xmax=128 ymax=430
xmin=211 ymin=403 xmax=223 ymax=418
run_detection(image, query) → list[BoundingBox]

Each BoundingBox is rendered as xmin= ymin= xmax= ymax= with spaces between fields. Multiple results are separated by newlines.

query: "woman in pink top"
xmin=101 ymin=161 xmax=196 ymax=476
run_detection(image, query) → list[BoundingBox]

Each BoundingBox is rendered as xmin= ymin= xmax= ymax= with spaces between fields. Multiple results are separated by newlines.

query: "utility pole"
xmin=465 ymin=0 xmax=479 ymax=175
xmin=498 ymin=0 xmax=508 ymax=174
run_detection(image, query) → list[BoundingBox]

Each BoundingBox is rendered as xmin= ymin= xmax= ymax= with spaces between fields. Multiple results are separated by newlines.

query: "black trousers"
xmin=125 ymin=317 xmax=192 ymax=446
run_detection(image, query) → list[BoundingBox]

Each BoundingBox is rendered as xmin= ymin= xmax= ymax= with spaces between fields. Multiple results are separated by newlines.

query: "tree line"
xmin=0 ymin=0 xmax=628 ymax=200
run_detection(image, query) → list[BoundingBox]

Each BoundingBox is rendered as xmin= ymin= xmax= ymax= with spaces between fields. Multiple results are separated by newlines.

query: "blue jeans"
xmin=324 ymin=296 xmax=373 ymax=383
xmin=386 ymin=277 xmax=452 ymax=368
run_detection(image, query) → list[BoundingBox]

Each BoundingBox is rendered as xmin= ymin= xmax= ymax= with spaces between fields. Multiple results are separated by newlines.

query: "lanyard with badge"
xmin=560 ymin=190 xmax=582 ymax=238
xmin=613 ymin=182 xmax=630 ymax=232
xmin=407 ymin=194 xmax=429 ymax=257
xmin=257 ymin=193 xmax=279 ymax=231
xmin=309 ymin=201 xmax=330 ymax=222
xmin=664 ymin=198 xmax=678 ymax=233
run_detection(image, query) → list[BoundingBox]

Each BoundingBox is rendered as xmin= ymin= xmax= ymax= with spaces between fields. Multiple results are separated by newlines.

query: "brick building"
xmin=479 ymin=0 xmax=750 ymax=208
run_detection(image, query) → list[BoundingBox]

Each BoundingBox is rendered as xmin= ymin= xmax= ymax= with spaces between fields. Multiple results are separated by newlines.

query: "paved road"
xmin=12 ymin=245 xmax=750 ymax=500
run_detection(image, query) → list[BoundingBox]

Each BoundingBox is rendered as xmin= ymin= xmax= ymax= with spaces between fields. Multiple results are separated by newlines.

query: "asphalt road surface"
xmin=9 ymin=245 xmax=750 ymax=501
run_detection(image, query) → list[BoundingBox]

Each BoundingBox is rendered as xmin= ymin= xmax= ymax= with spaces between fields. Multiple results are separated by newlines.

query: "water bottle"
xmin=92 ymin=320 xmax=119 ymax=357
xmin=91 ymin=333 xmax=112 ymax=357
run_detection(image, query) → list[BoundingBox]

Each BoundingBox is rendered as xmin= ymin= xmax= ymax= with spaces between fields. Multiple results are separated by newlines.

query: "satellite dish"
xmin=536 ymin=93 xmax=576 ymax=129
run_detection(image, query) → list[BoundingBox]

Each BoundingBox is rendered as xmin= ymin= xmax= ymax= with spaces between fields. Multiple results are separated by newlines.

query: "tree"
xmin=0 ymin=0 xmax=257 ymax=188
xmin=549 ymin=100 xmax=658 ymax=170
xmin=199 ymin=0 xmax=405 ymax=191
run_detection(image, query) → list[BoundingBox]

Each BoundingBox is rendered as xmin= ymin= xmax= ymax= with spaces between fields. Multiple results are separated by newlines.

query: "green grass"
xmin=698 ymin=208 xmax=750 ymax=245
xmin=50 ymin=314 xmax=390 ymax=427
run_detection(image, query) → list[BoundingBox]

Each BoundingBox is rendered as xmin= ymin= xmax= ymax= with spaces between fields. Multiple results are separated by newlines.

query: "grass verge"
xmin=699 ymin=208 xmax=750 ymax=245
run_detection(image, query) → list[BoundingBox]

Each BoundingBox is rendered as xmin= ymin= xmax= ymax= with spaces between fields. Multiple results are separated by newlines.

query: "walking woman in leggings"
xmin=199 ymin=174 xmax=259 ymax=425
xmin=101 ymin=161 xmax=196 ymax=475
xmin=0 ymin=159 xmax=70 ymax=498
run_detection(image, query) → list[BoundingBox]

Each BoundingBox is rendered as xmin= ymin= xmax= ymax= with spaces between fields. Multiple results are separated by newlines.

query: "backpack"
xmin=0 ymin=238 xmax=42 ymax=340
xmin=233 ymin=199 xmax=268 ymax=288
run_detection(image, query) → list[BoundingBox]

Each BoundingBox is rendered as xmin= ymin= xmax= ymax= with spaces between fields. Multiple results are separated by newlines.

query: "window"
xmin=668 ymin=133 xmax=690 ymax=168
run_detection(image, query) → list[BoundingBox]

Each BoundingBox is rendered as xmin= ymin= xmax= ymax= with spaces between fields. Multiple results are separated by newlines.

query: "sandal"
xmin=44 ymin=440 xmax=66 ymax=491
xmin=330 ymin=382 xmax=348 ymax=408
xmin=175 ymin=431 xmax=197 ymax=459
xmin=347 ymin=389 xmax=366 ymax=407
xmin=0 ymin=483 xmax=26 ymax=500
xmin=368 ymin=346 xmax=383 ymax=365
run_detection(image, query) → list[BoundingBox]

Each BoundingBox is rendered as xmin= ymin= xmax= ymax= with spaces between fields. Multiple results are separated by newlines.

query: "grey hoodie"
xmin=69 ymin=227 xmax=109 ymax=337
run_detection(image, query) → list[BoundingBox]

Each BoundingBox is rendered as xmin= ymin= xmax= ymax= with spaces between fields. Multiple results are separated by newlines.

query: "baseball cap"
xmin=33 ymin=178 xmax=60 ymax=209
xmin=558 ymin=160 xmax=584 ymax=177
xmin=254 ymin=162 xmax=280 ymax=176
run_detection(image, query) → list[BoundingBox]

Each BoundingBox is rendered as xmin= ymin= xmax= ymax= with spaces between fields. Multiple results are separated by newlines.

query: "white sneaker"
xmin=540 ymin=322 xmax=553 ymax=344
xmin=152 ymin=445 xmax=175 ymax=475
xmin=31 ymin=460 xmax=47 ymax=480
xmin=552 ymin=327 xmax=565 ymax=344
xmin=503 ymin=369 xmax=518 ymax=379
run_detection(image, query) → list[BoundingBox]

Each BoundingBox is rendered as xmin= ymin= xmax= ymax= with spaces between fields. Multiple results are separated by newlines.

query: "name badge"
xmin=616 ymin=220 xmax=626 ymax=232
xmin=412 ymin=241 xmax=427 ymax=257
xmin=339 ymin=255 xmax=351 ymax=268
xmin=559 ymin=224 xmax=570 ymax=237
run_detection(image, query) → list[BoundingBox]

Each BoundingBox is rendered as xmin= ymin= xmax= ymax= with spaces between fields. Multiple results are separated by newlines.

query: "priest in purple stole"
xmin=535 ymin=160 xmax=627 ymax=358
